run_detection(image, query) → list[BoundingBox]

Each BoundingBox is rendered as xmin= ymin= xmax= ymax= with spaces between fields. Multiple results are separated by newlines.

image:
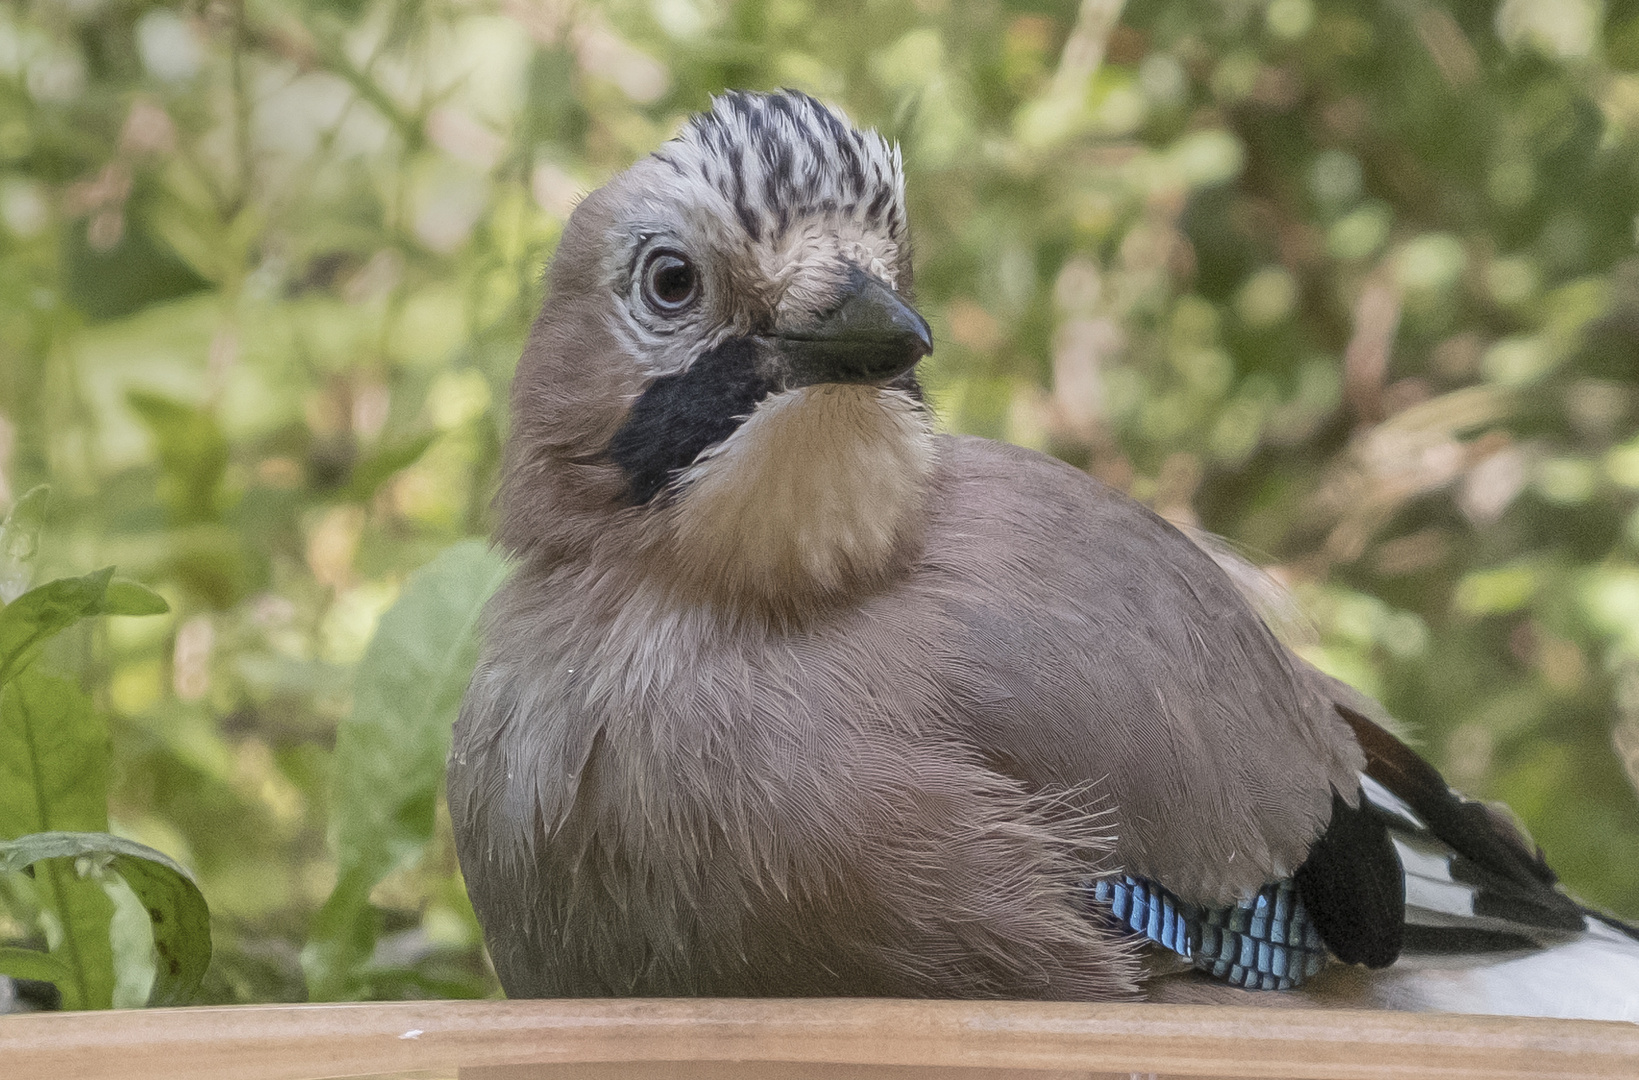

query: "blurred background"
xmin=2 ymin=0 xmax=1638 ymax=1004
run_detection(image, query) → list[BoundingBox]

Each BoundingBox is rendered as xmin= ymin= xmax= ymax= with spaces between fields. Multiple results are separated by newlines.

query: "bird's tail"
xmin=1312 ymin=911 xmax=1639 ymax=1020
xmin=1338 ymin=707 xmax=1639 ymax=1020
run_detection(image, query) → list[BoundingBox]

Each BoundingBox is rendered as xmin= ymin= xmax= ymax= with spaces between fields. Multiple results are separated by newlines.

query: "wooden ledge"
xmin=2 ymin=999 xmax=1636 ymax=1080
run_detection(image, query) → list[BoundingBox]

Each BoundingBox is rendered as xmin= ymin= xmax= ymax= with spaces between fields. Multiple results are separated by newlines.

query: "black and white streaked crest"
xmin=656 ymin=90 xmax=907 ymax=245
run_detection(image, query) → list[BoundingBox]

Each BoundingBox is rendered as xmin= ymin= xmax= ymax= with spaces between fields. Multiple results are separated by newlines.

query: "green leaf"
xmin=300 ymin=866 xmax=380 ymax=1003
xmin=0 ymin=670 xmax=115 ymax=1010
xmin=0 ymin=832 xmax=212 ymax=1007
xmin=0 ymin=569 xmax=169 ymax=685
xmin=0 ymin=486 xmax=49 ymax=559
xmin=0 ymin=851 xmax=115 ymax=1010
xmin=1455 ymin=564 xmax=1541 ymax=617
xmin=0 ymin=945 xmax=74 ymax=986
xmin=102 ymin=580 xmax=170 ymax=617
xmin=107 ymin=842 xmax=213 ymax=1005
xmin=0 ymin=568 xmax=114 ymax=685
xmin=303 ymin=538 xmax=509 ymax=1000
xmin=0 ymin=669 xmax=109 ymax=838
xmin=335 ymin=539 xmax=511 ymax=874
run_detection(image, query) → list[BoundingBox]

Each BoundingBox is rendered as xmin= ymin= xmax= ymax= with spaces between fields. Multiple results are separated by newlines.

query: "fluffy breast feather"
xmin=449 ymin=556 xmax=1138 ymax=998
xmin=669 ymin=384 xmax=934 ymax=604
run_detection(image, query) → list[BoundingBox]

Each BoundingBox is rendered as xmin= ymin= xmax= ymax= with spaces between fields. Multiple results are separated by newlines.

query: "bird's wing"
xmin=1185 ymin=523 xmax=1608 ymax=946
xmin=928 ymin=437 xmax=1364 ymax=904
xmin=1098 ymin=692 xmax=1628 ymax=995
xmin=928 ymin=437 xmax=1633 ymax=999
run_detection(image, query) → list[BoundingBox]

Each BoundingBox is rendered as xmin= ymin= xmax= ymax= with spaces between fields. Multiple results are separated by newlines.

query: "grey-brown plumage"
xmin=450 ymin=91 xmax=1636 ymax=1013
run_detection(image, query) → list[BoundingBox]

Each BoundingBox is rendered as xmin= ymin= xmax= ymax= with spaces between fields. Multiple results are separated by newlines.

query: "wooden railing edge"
xmin=2 ymin=998 xmax=1637 ymax=1080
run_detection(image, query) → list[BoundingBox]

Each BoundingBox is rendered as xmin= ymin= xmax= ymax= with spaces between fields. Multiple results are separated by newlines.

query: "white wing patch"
xmin=1360 ymin=774 xmax=1424 ymax=830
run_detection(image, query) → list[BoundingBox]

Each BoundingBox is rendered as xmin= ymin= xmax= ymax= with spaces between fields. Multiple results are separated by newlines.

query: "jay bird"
xmin=449 ymin=90 xmax=1639 ymax=1019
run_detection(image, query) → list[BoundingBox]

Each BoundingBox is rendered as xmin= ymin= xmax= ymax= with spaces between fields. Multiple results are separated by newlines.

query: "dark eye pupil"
xmin=645 ymin=253 xmax=696 ymax=310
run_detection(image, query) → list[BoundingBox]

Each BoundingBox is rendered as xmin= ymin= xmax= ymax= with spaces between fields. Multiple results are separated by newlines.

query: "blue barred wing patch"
xmin=1091 ymin=875 xmax=1329 ymax=990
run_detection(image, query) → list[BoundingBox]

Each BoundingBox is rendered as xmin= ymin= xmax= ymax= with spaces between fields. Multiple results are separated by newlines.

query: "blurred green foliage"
xmin=2 ymin=0 xmax=1638 ymax=1004
xmin=0 ymin=507 xmax=207 ymax=1009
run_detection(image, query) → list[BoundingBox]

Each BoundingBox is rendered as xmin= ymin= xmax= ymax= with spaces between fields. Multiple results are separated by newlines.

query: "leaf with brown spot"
xmin=1 ymin=832 xmax=211 ymax=1007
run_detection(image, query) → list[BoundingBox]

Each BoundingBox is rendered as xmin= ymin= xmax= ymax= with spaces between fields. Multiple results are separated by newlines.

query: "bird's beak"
xmin=768 ymin=267 xmax=933 ymax=388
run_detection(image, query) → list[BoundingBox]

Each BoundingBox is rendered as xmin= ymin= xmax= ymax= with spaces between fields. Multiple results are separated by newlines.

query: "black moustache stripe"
xmin=607 ymin=336 xmax=775 ymax=505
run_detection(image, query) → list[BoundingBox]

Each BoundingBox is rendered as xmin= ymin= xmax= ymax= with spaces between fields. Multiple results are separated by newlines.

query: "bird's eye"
xmin=641 ymin=250 xmax=699 ymax=315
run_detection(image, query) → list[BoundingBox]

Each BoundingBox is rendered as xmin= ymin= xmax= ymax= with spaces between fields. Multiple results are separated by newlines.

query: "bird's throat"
xmin=667 ymin=384 xmax=935 ymax=611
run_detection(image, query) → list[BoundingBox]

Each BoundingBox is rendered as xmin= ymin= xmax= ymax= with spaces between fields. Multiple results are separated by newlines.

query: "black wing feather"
xmin=1293 ymin=790 xmax=1404 ymax=967
xmin=1336 ymin=705 xmax=1587 ymax=943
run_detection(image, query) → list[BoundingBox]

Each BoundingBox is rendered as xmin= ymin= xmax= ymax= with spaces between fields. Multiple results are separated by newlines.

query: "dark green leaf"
xmin=64 ymin=212 xmax=211 ymax=320
xmin=0 ymin=569 xmax=169 ymax=684
xmin=0 ymin=832 xmax=212 ymax=1007
xmin=299 ymin=866 xmax=378 ymax=1003
xmin=126 ymin=390 xmax=230 ymax=524
xmin=302 ymin=539 xmax=509 ymax=1000
xmin=108 ymin=844 xmax=213 ymax=1005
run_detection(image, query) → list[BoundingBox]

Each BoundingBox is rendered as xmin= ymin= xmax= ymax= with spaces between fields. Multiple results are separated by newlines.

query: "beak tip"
xmin=913 ymin=320 xmax=934 ymax=360
xmin=892 ymin=298 xmax=934 ymax=367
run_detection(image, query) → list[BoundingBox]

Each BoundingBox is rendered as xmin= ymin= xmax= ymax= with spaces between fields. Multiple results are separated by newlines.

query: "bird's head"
xmin=504 ymin=90 xmax=938 ymax=618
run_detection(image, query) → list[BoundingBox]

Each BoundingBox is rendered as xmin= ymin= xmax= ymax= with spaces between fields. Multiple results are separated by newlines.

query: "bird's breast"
xmin=667 ymin=383 xmax=936 ymax=606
